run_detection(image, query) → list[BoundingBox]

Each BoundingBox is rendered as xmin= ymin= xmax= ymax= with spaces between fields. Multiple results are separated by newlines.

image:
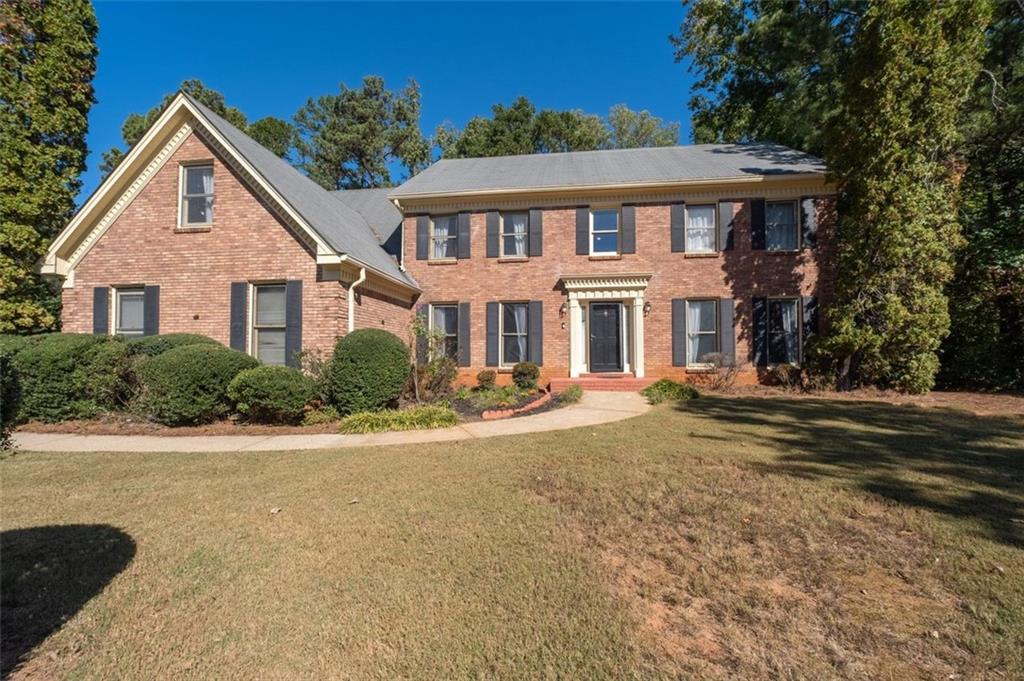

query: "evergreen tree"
xmin=0 ymin=0 xmax=97 ymax=333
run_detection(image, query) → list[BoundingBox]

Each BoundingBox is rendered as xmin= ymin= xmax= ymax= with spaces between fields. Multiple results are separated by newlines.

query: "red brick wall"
xmin=402 ymin=198 xmax=836 ymax=385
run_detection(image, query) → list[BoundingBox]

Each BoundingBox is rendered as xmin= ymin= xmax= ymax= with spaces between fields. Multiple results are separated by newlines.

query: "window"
xmin=115 ymin=288 xmax=144 ymax=337
xmin=590 ymin=209 xmax=619 ymax=255
xmin=430 ymin=304 xmax=459 ymax=360
xmin=181 ymin=164 xmax=214 ymax=226
xmin=766 ymin=201 xmax=798 ymax=251
xmin=685 ymin=204 xmax=717 ymax=253
xmin=501 ymin=212 xmax=528 ymax=257
xmin=686 ymin=299 xmax=718 ymax=365
xmin=500 ymin=302 xmax=528 ymax=367
xmin=253 ymin=284 xmax=286 ymax=365
xmin=768 ymin=298 xmax=800 ymax=364
xmin=431 ymin=215 xmax=457 ymax=259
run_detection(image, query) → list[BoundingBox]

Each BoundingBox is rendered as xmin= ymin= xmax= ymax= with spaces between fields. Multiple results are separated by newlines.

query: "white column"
xmin=632 ymin=294 xmax=645 ymax=378
xmin=569 ymin=297 xmax=584 ymax=377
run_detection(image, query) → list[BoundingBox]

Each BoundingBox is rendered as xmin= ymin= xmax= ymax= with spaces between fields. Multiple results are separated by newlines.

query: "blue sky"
xmin=83 ymin=1 xmax=694 ymax=200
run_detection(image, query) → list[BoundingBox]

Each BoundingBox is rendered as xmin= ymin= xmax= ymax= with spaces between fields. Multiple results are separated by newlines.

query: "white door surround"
xmin=561 ymin=274 xmax=652 ymax=378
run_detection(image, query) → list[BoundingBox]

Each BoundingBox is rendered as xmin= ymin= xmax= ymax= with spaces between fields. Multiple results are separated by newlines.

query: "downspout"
xmin=347 ymin=267 xmax=367 ymax=333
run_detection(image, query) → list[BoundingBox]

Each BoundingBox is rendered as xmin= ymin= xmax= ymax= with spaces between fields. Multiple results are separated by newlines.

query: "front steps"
xmin=549 ymin=373 xmax=656 ymax=392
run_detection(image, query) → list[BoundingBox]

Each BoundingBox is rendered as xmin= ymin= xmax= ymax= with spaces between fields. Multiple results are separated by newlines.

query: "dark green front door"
xmin=589 ymin=303 xmax=622 ymax=373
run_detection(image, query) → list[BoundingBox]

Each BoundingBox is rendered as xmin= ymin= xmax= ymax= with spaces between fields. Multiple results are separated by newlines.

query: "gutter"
xmin=347 ymin=266 xmax=367 ymax=333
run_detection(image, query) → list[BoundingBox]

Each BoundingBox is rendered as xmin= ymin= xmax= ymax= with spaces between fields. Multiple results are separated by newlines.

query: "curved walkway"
xmin=12 ymin=391 xmax=650 ymax=453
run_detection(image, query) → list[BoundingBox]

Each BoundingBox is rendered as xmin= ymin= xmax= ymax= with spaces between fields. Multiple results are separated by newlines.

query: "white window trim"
xmin=249 ymin=282 xmax=287 ymax=364
xmin=428 ymin=303 xmax=459 ymax=361
xmin=114 ymin=287 xmax=145 ymax=337
xmin=685 ymin=298 xmax=719 ymax=367
xmin=589 ymin=207 xmax=620 ymax=256
xmin=500 ymin=211 xmax=529 ymax=258
xmin=766 ymin=296 xmax=803 ymax=366
xmin=498 ymin=301 xmax=529 ymax=369
xmin=765 ymin=200 xmax=800 ymax=252
xmin=429 ymin=214 xmax=458 ymax=261
xmin=685 ymin=204 xmax=718 ymax=253
xmin=178 ymin=162 xmax=215 ymax=228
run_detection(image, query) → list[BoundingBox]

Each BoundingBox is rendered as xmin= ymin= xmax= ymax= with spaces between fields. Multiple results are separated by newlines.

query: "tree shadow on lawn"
xmin=674 ymin=396 xmax=1024 ymax=548
xmin=1 ymin=524 xmax=135 ymax=679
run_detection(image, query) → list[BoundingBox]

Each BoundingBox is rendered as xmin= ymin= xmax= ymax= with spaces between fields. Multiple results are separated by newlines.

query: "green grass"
xmin=337 ymin=405 xmax=458 ymax=433
xmin=2 ymin=396 xmax=1022 ymax=679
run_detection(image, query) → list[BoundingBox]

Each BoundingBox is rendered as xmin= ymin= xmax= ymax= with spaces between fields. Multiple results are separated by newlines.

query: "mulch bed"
xmin=17 ymin=413 xmax=341 ymax=437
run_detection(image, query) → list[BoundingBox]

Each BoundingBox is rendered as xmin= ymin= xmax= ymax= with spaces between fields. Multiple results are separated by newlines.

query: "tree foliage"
xmin=293 ymin=76 xmax=430 ymax=189
xmin=0 ymin=0 xmax=97 ymax=333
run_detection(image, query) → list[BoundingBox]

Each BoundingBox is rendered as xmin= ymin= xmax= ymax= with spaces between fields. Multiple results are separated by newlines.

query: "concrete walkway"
xmin=12 ymin=391 xmax=650 ymax=453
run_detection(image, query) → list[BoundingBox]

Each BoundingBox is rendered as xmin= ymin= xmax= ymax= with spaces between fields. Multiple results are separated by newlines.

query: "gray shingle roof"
xmin=185 ymin=94 xmax=415 ymax=287
xmin=390 ymin=143 xmax=825 ymax=198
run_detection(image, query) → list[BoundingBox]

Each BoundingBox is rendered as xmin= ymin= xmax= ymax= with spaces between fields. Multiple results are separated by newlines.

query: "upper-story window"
xmin=431 ymin=215 xmax=457 ymax=260
xmin=501 ymin=212 xmax=528 ymax=257
xmin=766 ymin=201 xmax=798 ymax=251
xmin=685 ymin=204 xmax=717 ymax=253
xmin=115 ymin=288 xmax=145 ymax=337
xmin=181 ymin=164 xmax=214 ymax=226
xmin=590 ymin=208 xmax=619 ymax=255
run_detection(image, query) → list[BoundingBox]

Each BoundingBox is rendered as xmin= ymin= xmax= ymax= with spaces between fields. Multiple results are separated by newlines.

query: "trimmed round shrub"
xmin=512 ymin=362 xmax=540 ymax=390
xmin=476 ymin=369 xmax=496 ymax=390
xmin=138 ymin=344 xmax=258 ymax=425
xmin=324 ymin=329 xmax=410 ymax=414
xmin=11 ymin=334 xmax=129 ymax=422
xmin=227 ymin=365 xmax=316 ymax=424
xmin=126 ymin=333 xmax=221 ymax=357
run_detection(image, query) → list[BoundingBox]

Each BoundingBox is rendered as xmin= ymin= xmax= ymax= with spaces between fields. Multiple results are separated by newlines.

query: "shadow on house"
xmin=1 ymin=524 xmax=135 ymax=678
xmin=674 ymin=396 xmax=1024 ymax=548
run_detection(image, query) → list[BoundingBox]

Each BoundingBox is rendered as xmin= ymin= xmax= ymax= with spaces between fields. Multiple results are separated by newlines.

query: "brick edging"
xmin=481 ymin=390 xmax=552 ymax=421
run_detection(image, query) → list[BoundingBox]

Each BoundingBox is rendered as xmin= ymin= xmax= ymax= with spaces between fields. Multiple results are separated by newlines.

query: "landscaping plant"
xmin=476 ymin=369 xmax=496 ymax=390
xmin=227 ymin=365 xmax=317 ymax=424
xmin=124 ymin=332 xmax=220 ymax=357
xmin=338 ymin=404 xmax=458 ymax=434
xmin=555 ymin=384 xmax=583 ymax=405
xmin=324 ymin=329 xmax=409 ymax=414
xmin=511 ymin=362 xmax=540 ymax=390
xmin=640 ymin=379 xmax=699 ymax=405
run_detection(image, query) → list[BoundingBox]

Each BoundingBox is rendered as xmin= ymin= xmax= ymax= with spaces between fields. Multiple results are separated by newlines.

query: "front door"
xmin=589 ymin=303 xmax=622 ymax=372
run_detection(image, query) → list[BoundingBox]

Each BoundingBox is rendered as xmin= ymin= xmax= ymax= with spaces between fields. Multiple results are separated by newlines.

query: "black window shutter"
xmin=143 ymin=285 xmax=160 ymax=337
xmin=751 ymin=199 xmax=767 ymax=250
xmin=229 ymin=282 xmax=247 ymax=352
xmin=284 ymin=280 xmax=302 ymax=367
xmin=670 ymin=203 xmax=686 ymax=252
xmin=416 ymin=305 xmax=429 ymax=365
xmin=575 ymin=207 xmax=589 ymax=255
xmin=528 ymin=209 xmax=543 ymax=257
xmin=527 ymin=301 xmax=543 ymax=366
xmin=486 ymin=211 xmax=500 ymax=258
xmin=719 ymin=201 xmax=735 ymax=251
xmin=719 ymin=298 xmax=735 ymax=366
xmin=671 ymin=298 xmax=687 ymax=366
xmin=621 ymin=205 xmax=636 ymax=254
xmin=752 ymin=297 xmax=768 ymax=367
xmin=92 ymin=286 xmax=109 ymax=335
xmin=457 ymin=212 xmax=471 ymax=259
xmin=801 ymin=296 xmax=819 ymax=363
xmin=416 ymin=215 xmax=430 ymax=260
xmin=457 ymin=302 xmax=471 ymax=367
xmin=485 ymin=302 xmax=499 ymax=367
xmin=801 ymin=197 xmax=818 ymax=249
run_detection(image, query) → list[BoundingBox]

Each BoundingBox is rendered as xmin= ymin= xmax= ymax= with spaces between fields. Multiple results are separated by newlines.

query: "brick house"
xmin=44 ymin=92 xmax=836 ymax=388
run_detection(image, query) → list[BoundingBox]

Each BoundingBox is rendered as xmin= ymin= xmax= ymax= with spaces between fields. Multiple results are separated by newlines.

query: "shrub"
xmin=555 ymin=384 xmax=584 ymax=405
xmin=641 ymin=379 xmax=700 ymax=405
xmin=12 ymin=334 xmax=129 ymax=422
xmin=125 ymin=333 xmax=220 ymax=357
xmin=302 ymin=404 xmax=340 ymax=426
xmin=324 ymin=329 xmax=410 ymax=414
xmin=137 ymin=344 xmax=258 ymax=425
xmin=0 ymin=333 xmax=47 ymax=359
xmin=1 ymin=353 xmax=18 ymax=449
xmin=227 ymin=365 xmax=316 ymax=424
xmin=512 ymin=362 xmax=540 ymax=390
xmin=415 ymin=356 xmax=457 ymax=403
xmin=701 ymin=353 xmax=742 ymax=392
xmin=338 ymin=405 xmax=458 ymax=434
xmin=476 ymin=369 xmax=496 ymax=390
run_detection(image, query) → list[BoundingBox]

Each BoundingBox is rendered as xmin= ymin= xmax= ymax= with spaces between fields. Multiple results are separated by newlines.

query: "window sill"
xmin=588 ymin=254 xmax=622 ymax=261
xmin=765 ymin=249 xmax=801 ymax=255
xmin=685 ymin=366 xmax=716 ymax=374
xmin=427 ymin=258 xmax=459 ymax=266
xmin=498 ymin=256 xmax=529 ymax=263
xmin=175 ymin=225 xmax=212 ymax=233
xmin=682 ymin=252 xmax=720 ymax=259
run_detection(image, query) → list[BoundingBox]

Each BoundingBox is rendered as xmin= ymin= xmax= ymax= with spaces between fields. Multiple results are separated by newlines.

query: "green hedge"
xmin=138 ymin=344 xmax=258 ymax=425
xmin=125 ymin=333 xmax=221 ymax=357
xmin=640 ymin=379 xmax=700 ymax=405
xmin=324 ymin=329 xmax=410 ymax=414
xmin=1 ymin=353 xmax=17 ymax=449
xmin=227 ymin=365 xmax=316 ymax=424
xmin=338 ymin=405 xmax=457 ymax=434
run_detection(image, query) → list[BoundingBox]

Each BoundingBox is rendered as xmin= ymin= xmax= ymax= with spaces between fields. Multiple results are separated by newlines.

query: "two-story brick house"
xmin=44 ymin=92 xmax=835 ymax=388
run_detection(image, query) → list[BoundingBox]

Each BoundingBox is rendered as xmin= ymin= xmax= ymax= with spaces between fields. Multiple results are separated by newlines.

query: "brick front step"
xmin=549 ymin=376 xmax=657 ymax=392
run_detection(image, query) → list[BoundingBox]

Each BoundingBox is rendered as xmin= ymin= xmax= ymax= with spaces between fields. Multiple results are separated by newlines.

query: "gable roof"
xmin=389 ymin=143 xmax=825 ymax=199
xmin=328 ymin=188 xmax=402 ymax=246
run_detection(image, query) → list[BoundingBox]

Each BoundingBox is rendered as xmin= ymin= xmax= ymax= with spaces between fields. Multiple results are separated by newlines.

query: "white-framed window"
xmin=252 ymin=283 xmax=287 ymax=365
xmin=767 ymin=297 xmax=800 ymax=364
xmin=501 ymin=212 xmax=529 ymax=257
xmin=430 ymin=215 xmax=457 ymax=260
xmin=115 ymin=288 xmax=144 ymax=337
xmin=590 ymin=208 xmax=619 ymax=255
xmin=180 ymin=164 xmax=214 ymax=226
xmin=685 ymin=204 xmax=717 ymax=253
xmin=430 ymin=304 xmax=459 ymax=360
xmin=766 ymin=201 xmax=798 ymax=251
xmin=500 ymin=302 xmax=529 ymax=367
xmin=686 ymin=299 xmax=718 ymax=365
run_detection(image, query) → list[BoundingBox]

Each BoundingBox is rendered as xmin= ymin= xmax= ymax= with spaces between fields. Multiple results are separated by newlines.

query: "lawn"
xmin=2 ymin=396 xmax=1022 ymax=680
